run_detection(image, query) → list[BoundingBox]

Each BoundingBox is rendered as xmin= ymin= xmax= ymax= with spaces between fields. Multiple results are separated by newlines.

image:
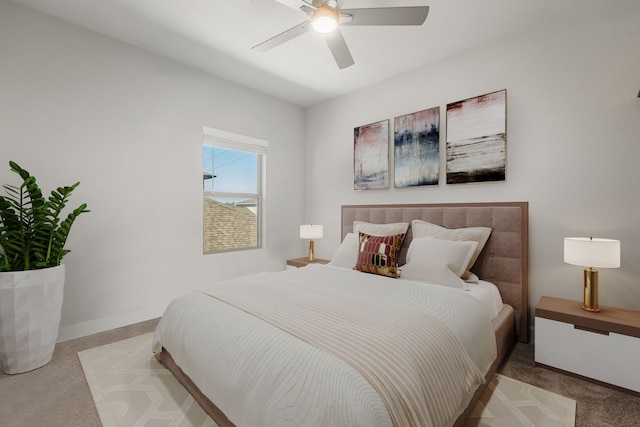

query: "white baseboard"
xmin=57 ymin=303 xmax=167 ymax=342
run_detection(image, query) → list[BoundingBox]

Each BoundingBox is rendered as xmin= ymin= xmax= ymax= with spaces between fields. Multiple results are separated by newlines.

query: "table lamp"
xmin=300 ymin=225 xmax=323 ymax=261
xmin=564 ymin=237 xmax=620 ymax=312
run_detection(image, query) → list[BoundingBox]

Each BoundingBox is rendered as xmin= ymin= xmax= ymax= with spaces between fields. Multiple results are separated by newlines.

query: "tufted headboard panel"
xmin=341 ymin=202 xmax=529 ymax=343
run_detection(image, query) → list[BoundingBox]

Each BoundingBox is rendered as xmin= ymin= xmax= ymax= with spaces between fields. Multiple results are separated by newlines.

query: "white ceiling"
xmin=13 ymin=0 xmax=596 ymax=107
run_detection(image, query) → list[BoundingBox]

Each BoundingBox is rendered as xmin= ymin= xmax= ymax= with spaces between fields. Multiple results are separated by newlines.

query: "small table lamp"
xmin=564 ymin=237 xmax=620 ymax=312
xmin=300 ymin=225 xmax=323 ymax=261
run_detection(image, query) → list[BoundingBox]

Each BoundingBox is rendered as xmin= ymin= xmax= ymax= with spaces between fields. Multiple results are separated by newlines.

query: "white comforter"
xmin=153 ymin=265 xmax=497 ymax=427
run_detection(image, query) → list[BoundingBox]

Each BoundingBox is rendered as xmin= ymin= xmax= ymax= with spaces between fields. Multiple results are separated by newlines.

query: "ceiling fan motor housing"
xmin=311 ymin=5 xmax=339 ymax=33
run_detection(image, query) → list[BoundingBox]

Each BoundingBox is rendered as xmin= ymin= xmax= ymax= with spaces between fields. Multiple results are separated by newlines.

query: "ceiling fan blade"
xmin=300 ymin=4 xmax=315 ymax=15
xmin=324 ymin=28 xmax=354 ymax=69
xmin=340 ymin=6 xmax=429 ymax=26
xmin=273 ymin=0 xmax=315 ymax=14
xmin=252 ymin=21 xmax=312 ymax=52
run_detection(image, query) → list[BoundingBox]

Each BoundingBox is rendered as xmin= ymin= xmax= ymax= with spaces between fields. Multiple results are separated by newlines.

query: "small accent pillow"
xmin=353 ymin=232 xmax=405 ymax=278
xmin=353 ymin=220 xmax=409 ymax=237
xmin=328 ymin=233 xmax=359 ymax=269
xmin=411 ymin=220 xmax=491 ymax=282
xmin=400 ymin=237 xmax=479 ymax=289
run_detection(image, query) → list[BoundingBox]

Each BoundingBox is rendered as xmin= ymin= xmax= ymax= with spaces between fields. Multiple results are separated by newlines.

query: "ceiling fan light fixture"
xmin=311 ymin=6 xmax=339 ymax=33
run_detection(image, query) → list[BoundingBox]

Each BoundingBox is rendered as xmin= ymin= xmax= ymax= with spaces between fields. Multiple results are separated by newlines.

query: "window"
xmin=202 ymin=127 xmax=267 ymax=253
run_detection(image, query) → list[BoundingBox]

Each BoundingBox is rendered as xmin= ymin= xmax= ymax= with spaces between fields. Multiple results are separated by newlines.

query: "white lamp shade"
xmin=300 ymin=224 xmax=323 ymax=240
xmin=564 ymin=237 xmax=620 ymax=268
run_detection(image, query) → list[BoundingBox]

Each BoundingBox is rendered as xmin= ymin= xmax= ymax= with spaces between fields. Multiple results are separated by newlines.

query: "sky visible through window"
xmin=203 ymin=146 xmax=258 ymax=201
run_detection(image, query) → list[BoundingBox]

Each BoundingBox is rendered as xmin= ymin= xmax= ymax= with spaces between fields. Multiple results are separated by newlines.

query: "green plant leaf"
xmin=0 ymin=161 xmax=89 ymax=271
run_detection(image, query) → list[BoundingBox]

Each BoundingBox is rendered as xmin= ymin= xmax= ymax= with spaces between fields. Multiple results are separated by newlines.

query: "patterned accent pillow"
xmin=353 ymin=232 xmax=405 ymax=278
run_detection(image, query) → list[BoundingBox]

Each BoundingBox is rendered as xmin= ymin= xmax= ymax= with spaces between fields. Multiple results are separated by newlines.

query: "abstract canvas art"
xmin=394 ymin=107 xmax=440 ymax=187
xmin=446 ymin=90 xmax=506 ymax=184
xmin=354 ymin=120 xmax=389 ymax=190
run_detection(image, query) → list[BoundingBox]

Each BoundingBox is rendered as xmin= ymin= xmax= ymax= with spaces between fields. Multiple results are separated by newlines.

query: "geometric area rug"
xmin=79 ymin=333 xmax=576 ymax=427
xmin=464 ymin=374 xmax=576 ymax=427
xmin=78 ymin=333 xmax=217 ymax=427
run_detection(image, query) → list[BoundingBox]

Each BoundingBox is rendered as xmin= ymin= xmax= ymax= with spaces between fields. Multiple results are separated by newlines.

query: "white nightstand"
xmin=286 ymin=257 xmax=330 ymax=270
xmin=535 ymin=296 xmax=640 ymax=394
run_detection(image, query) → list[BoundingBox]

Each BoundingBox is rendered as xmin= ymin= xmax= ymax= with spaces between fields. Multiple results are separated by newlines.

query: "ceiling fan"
xmin=253 ymin=0 xmax=429 ymax=69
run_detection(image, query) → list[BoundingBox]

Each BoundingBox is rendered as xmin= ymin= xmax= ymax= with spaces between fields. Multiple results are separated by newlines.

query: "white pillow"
xmin=411 ymin=220 xmax=491 ymax=282
xmin=328 ymin=233 xmax=359 ymax=269
xmin=400 ymin=237 xmax=478 ymax=289
xmin=353 ymin=221 xmax=409 ymax=237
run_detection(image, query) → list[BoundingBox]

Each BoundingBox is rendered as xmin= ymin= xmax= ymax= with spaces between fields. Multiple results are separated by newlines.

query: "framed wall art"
xmin=446 ymin=89 xmax=506 ymax=184
xmin=394 ymin=106 xmax=440 ymax=188
xmin=354 ymin=119 xmax=389 ymax=190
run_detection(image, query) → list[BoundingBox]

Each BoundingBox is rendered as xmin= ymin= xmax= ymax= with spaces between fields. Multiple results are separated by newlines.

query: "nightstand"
xmin=286 ymin=257 xmax=330 ymax=269
xmin=535 ymin=296 xmax=640 ymax=394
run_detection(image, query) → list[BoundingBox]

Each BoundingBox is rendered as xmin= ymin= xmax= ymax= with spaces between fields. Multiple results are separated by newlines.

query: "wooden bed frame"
xmin=158 ymin=201 xmax=529 ymax=427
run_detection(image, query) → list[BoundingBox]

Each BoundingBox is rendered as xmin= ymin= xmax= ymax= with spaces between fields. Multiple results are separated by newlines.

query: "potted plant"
xmin=0 ymin=161 xmax=88 ymax=374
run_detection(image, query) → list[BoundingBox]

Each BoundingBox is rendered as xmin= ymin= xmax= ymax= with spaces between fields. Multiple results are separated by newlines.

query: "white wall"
xmin=2 ymin=0 xmax=639 ymax=342
xmin=305 ymin=2 xmax=640 ymax=335
xmin=0 ymin=0 xmax=306 ymax=340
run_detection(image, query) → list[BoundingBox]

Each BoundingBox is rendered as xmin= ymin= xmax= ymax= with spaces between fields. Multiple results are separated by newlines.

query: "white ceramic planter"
xmin=0 ymin=264 xmax=65 ymax=374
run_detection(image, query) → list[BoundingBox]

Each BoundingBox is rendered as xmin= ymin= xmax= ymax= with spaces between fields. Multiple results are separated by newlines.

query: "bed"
xmin=153 ymin=201 xmax=529 ymax=427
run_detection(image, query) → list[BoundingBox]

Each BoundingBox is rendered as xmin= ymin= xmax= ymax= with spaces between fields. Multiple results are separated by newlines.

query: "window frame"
xmin=202 ymin=126 xmax=267 ymax=254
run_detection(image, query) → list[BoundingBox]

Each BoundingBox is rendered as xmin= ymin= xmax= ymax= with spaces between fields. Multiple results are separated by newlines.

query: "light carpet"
xmin=79 ymin=333 xmax=576 ymax=427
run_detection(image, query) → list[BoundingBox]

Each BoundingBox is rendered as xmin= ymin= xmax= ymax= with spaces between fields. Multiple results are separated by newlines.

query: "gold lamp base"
xmin=307 ymin=240 xmax=315 ymax=262
xmin=582 ymin=267 xmax=600 ymax=312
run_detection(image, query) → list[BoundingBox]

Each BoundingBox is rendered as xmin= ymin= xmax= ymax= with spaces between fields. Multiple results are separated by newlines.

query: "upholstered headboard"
xmin=341 ymin=202 xmax=529 ymax=343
